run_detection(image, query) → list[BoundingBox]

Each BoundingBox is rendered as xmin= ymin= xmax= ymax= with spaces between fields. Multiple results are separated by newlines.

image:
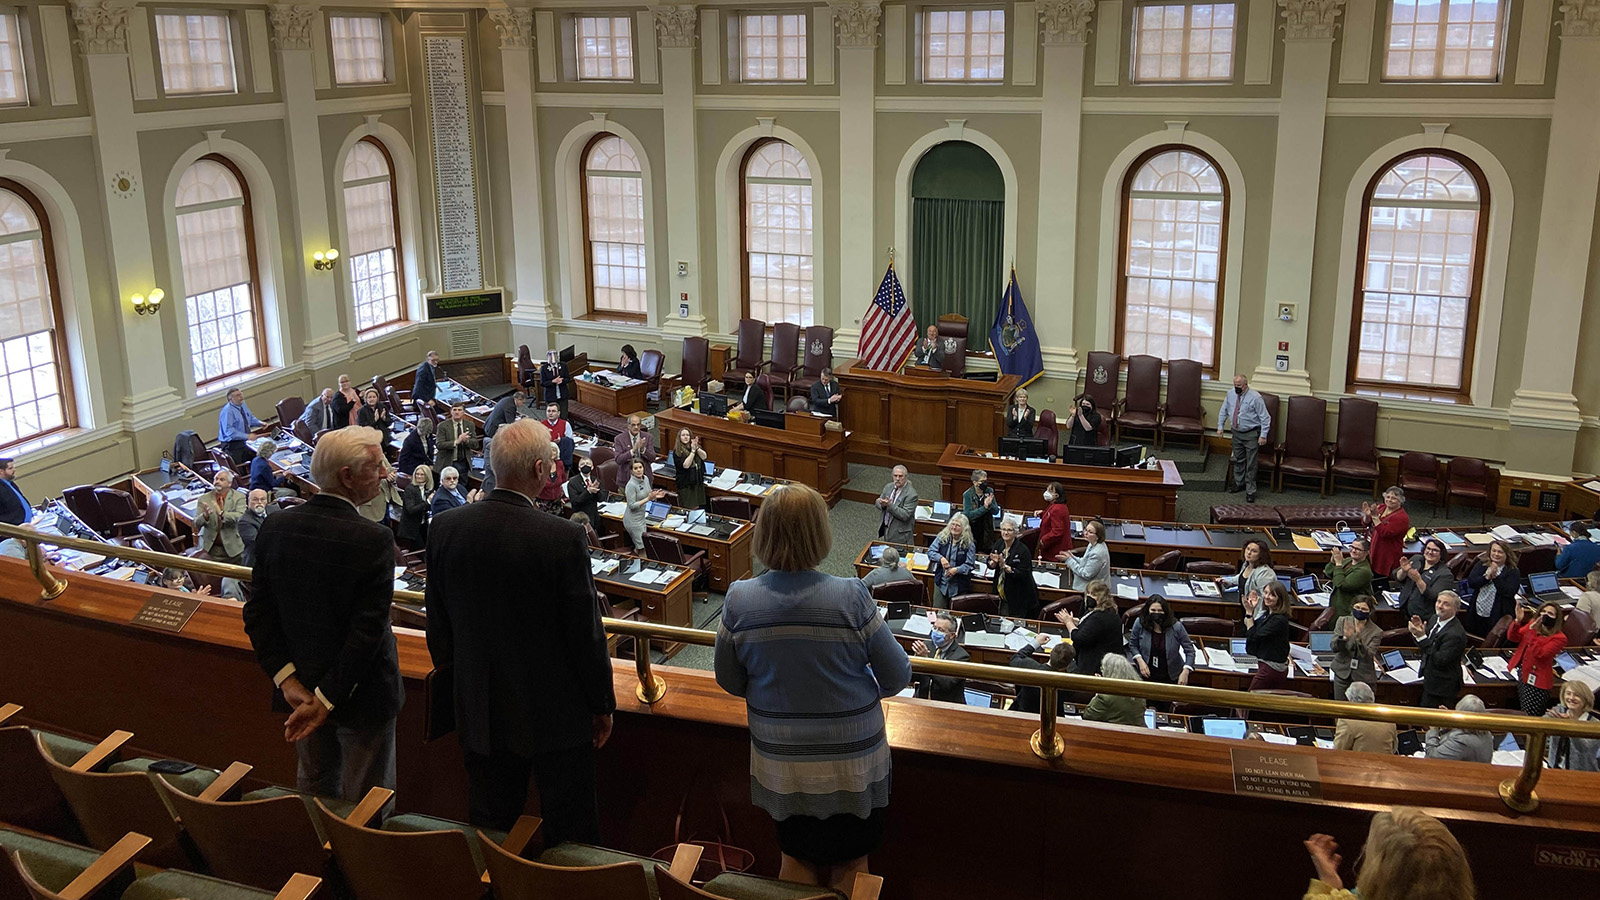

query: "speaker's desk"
xmin=835 ymin=361 xmax=1020 ymax=467
xmin=936 ymin=443 xmax=1183 ymax=522
xmin=653 ymin=407 xmax=848 ymax=505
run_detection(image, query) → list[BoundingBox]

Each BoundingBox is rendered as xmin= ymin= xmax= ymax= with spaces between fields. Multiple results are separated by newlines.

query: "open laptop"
xmin=1293 ymin=575 xmax=1321 ymax=596
xmin=1229 ymin=637 xmax=1255 ymax=665
xmin=964 ymin=688 xmax=995 ymax=708
xmin=932 ymin=500 xmax=952 ymax=517
xmin=1528 ymin=571 xmax=1568 ymax=604
xmin=1200 ymin=718 xmax=1249 ymax=740
xmin=1380 ymin=649 xmax=1409 ymax=672
xmin=1308 ymin=631 xmax=1335 ymax=661
xmin=684 ymin=508 xmax=717 ymax=536
xmin=645 ymin=501 xmax=671 ymax=521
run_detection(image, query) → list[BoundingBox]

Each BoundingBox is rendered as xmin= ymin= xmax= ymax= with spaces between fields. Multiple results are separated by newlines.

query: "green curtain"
xmin=910 ymin=197 xmax=1004 ymax=333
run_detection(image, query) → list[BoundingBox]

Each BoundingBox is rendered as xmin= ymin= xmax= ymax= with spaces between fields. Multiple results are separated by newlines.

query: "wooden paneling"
xmin=656 ymin=409 xmax=848 ymax=505
xmin=936 ymin=444 xmax=1182 ymax=521
xmin=836 ymin=361 xmax=1020 ymax=468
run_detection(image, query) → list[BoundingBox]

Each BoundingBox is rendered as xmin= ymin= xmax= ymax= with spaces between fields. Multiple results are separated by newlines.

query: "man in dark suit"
xmin=298 ymin=388 xmax=338 ymax=435
xmin=1409 ymin=590 xmax=1468 ymax=709
xmin=910 ymin=325 xmax=944 ymax=369
xmin=909 ymin=612 xmax=969 ymax=702
xmin=1009 ymin=641 xmax=1075 ymax=714
xmin=483 ymin=389 xmax=525 ymax=439
xmin=414 ymin=350 xmax=441 ymax=410
xmin=738 ymin=371 xmax=767 ymax=412
xmin=540 ymin=349 xmax=568 ymax=418
xmin=809 ymin=368 xmax=842 ymax=417
xmin=426 ymin=419 xmax=616 ymax=841
xmin=0 ymin=457 xmax=33 ymax=525
xmin=242 ymin=427 xmax=402 ymax=801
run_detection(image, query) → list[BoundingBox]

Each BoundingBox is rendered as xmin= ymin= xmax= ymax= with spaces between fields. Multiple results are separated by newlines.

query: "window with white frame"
xmin=738 ymin=12 xmax=807 ymax=82
xmin=1119 ymin=148 xmax=1227 ymax=370
xmin=0 ymin=182 xmax=73 ymax=447
xmin=1384 ymin=0 xmax=1503 ymax=81
xmin=155 ymin=12 xmax=237 ymax=95
xmin=329 ymin=14 xmax=388 ymax=85
xmin=921 ymin=7 xmax=1005 ymax=82
xmin=343 ymin=139 xmax=405 ymax=335
xmin=1351 ymin=153 xmax=1485 ymax=395
xmin=575 ymin=15 xmax=634 ymax=81
xmin=174 ymin=157 xmax=265 ymax=387
xmin=743 ymin=140 xmax=814 ymax=327
xmin=1131 ymin=3 xmax=1236 ymax=83
xmin=0 ymin=10 xmax=27 ymax=106
xmin=582 ymin=135 xmax=647 ymax=316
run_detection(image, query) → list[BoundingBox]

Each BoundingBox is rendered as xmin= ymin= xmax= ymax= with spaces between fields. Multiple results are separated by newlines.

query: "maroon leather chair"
xmin=1397 ymin=451 xmax=1441 ymax=507
xmin=1329 ymin=397 xmax=1380 ymax=497
xmin=787 ymin=396 xmax=811 ymax=413
xmin=790 ymin=326 xmax=834 ymax=399
xmin=597 ymin=459 xmax=619 ymax=493
xmin=681 ymin=337 xmax=711 ymax=391
xmin=1159 ymin=358 xmax=1207 ymax=458
xmin=644 ymin=533 xmax=708 ymax=587
xmin=1275 ymin=396 xmax=1329 ymax=495
xmin=709 ymin=495 xmax=755 ymax=521
xmin=951 ymin=593 xmax=1000 ymax=615
xmin=1115 ymin=354 xmax=1162 ymax=444
xmin=1033 ymin=409 xmax=1060 ymax=457
xmin=936 ymin=315 xmax=969 ymax=376
xmin=769 ymin=322 xmax=801 ymax=401
xmin=640 ymin=349 xmax=666 ymax=404
xmin=1185 ymin=561 xmax=1236 ymax=576
xmin=291 ymin=419 xmax=317 ymax=446
xmin=1563 ymin=607 xmax=1598 ymax=646
xmin=1444 ymin=456 xmax=1490 ymax=521
xmin=1082 ymin=351 xmax=1121 ymax=445
xmin=137 ymin=523 xmax=179 ymax=555
xmin=275 ymin=396 xmax=306 ymax=430
xmin=182 ymin=548 xmax=225 ymax=595
xmin=92 ymin=488 xmax=143 ymax=539
xmin=726 ymin=318 xmax=769 ymax=381
xmin=61 ymin=485 xmax=107 ymax=534
xmin=589 ymin=447 xmax=615 ymax=468
xmin=1180 ymin=616 xmax=1238 ymax=637
xmin=1253 ymin=391 xmax=1281 ymax=490
xmin=756 ymin=374 xmax=775 ymax=411
xmin=871 ymin=579 xmax=926 ymax=606
xmin=1149 ymin=550 xmax=1183 ymax=571
xmin=517 ymin=345 xmax=538 ymax=390
xmin=1517 ymin=545 xmax=1557 ymax=577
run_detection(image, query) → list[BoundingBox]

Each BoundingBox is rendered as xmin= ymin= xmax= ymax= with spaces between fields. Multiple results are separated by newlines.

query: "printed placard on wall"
xmin=426 ymin=289 xmax=504 ymax=321
xmin=424 ymin=35 xmax=483 ymax=293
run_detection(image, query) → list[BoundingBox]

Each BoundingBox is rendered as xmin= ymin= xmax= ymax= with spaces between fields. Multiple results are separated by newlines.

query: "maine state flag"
xmin=989 ymin=269 xmax=1043 ymax=386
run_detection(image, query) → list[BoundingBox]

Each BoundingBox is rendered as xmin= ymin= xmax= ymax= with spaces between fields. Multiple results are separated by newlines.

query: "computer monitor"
xmin=1229 ymin=638 xmax=1248 ymax=656
xmin=1277 ymin=575 xmax=1294 ymax=593
xmin=932 ymin=500 xmax=951 ymax=516
xmin=998 ymin=436 xmax=1048 ymax=459
xmin=1025 ymin=515 xmax=1042 ymax=530
xmin=1557 ymin=652 xmax=1581 ymax=673
xmin=1309 ymin=631 xmax=1334 ymax=653
xmin=1115 ymin=445 xmax=1145 ymax=467
xmin=1063 ymin=445 xmax=1114 ymax=467
xmin=645 ymin=501 xmax=671 ymax=520
xmin=1144 ymin=709 xmax=1157 ymax=729
xmin=558 ymin=345 xmax=576 ymax=363
xmin=703 ymin=460 xmax=715 ymax=476
xmin=699 ymin=393 xmax=729 ymax=417
xmin=1201 ymin=718 xmax=1248 ymax=740
xmin=752 ymin=408 xmax=787 ymax=429
xmin=685 ymin=509 xmax=708 ymax=525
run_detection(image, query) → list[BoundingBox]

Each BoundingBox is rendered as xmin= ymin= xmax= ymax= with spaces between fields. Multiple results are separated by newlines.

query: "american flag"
xmin=857 ymin=264 xmax=917 ymax=371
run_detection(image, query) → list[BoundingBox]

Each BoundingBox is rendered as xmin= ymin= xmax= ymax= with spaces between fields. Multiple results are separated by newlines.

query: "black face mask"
xmin=1147 ymin=612 xmax=1166 ymax=627
xmin=1234 ymin=386 xmax=1244 ymax=395
xmin=1542 ymin=614 xmax=1558 ymax=628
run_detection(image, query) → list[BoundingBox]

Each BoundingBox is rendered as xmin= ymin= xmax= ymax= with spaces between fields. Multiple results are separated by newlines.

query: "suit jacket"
xmin=398 ymin=484 xmax=429 ymax=544
xmin=809 ymin=379 xmax=840 ymax=417
xmin=566 ymin=472 xmax=602 ymax=523
xmin=298 ymin=397 xmax=338 ymax=435
xmin=413 ymin=362 xmax=439 ymax=404
xmin=196 ymin=489 xmax=248 ymax=559
xmin=1424 ymin=727 xmax=1493 ymax=763
xmin=1417 ymin=616 xmax=1468 ymax=700
xmin=914 ymin=641 xmax=970 ymax=703
xmin=237 ymin=507 xmax=270 ymax=567
xmin=739 ymin=382 xmax=767 ymax=412
xmin=1329 ymin=616 xmax=1382 ymax=684
xmin=425 ymin=490 xmax=616 ymax=756
xmin=876 ymin=481 xmax=918 ymax=545
xmin=910 ymin=338 xmax=944 ymax=369
xmin=1334 ymin=718 xmax=1397 ymax=754
xmin=1084 ymin=692 xmax=1145 ymax=727
xmin=612 ymin=431 xmax=656 ymax=489
xmin=0 ymin=479 xmax=30 ymax=526
xmin=430 ymin=486 xmax=468 ymax=517
xmin=539 ymin=361 xmax=567 ymax=403
xmin=484 ymin=396 xmax=521 ymax=437
xmin=993 ymin=537 xmax=1039 ymax=619
xmin=243 ymin=494 xmax=402 ymax=727
xmin=397 ymin=430 xmax=434 ymax=477
xmin=1069 ymin=608 xmax=1123 ymax=675
xmin=435 ymin=418 xmax=477 ymax=472
xmin=1006 ymin=405 xmax=1035 ymax=438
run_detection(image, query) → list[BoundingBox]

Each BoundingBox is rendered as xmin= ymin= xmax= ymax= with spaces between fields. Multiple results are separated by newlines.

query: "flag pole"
xmin=888 ymin=246 xmax=895 ymax=269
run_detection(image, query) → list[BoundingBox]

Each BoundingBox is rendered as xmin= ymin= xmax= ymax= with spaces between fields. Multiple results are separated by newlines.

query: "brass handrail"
xmin=5 ymin=522 xmax=1596 ymax=814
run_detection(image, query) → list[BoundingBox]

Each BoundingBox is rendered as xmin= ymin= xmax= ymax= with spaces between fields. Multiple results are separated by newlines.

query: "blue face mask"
xmin=927 ymin=629 xmax=948 ymax=648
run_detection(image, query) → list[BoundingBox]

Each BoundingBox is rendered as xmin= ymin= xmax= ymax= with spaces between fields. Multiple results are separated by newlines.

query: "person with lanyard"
xmin=540 ymin=349 xmax=569 ymax=418
xmin=1545 ymin=682 xmax=1600 ymax=771
xmin=925 ymin=513 xmax=976 ymax=609
xmin=1233 ymin=538 xmax=1278 ymax=606
xmin=1005 ymin=388 xmax=1035 ymax=439
xmin=1361 ymin=486 xmax=1410 ymax=585
xmin=1125 ymin=596 xmax=1195 ymax=685
xmin=1061 ymin=519 xmax=1110 ymax=588
xmin=1396 ymin=537 xmax=1452 ymax=620
xmin=1325 ymin=538 xmax=1374 ymax=620
xmin=1034 ymin=482 xmax=1072 ymax=560
xmin=1243 ymin=581 xmax=1293 ymax=691
xmin=1329 ymin=595 xmax=1382 ymax=700
xmin=962 ymin=469 xmax=998 ymax=555
xmin=1408 ymin=590 xmax=1467 ymax=710
xmin=909 ymin=612 xmax=970 ymax=703
xmin=1464 ymin=539 xmax=1521 ymax=637
xmin=0 ymin=457 xmax=33 ymax=525
xmin=1507 ymin=601 xmax=1567 ymax=716
xmin=218 ymin=387 xmax=266 ymax=466
xmin=623 ymin=459 xmax=665 ymax=551
xmin=989 ymin=518 xmax=1038 ymax=619
xmin=673 ymin=429 xmax=709 ymax=510
xmin=1216 ymin=373 xmax=1270 ymax=503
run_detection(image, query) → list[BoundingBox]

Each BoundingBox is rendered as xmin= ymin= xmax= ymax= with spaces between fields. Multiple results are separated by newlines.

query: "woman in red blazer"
xmin=1362 ymin=486 xmax=1410 ymax=582
xmin=1508 ymin=601 xmax=1568 ymax=715
xmin=1035 ymin=482 xmax=1072 ymax=560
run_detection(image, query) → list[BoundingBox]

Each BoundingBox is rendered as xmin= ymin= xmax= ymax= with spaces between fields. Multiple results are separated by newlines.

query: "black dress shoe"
xmin=1228 ymin=484 xmax=1246 ymax=494
xmin=1246 ymin=493 xmax=1257 ymax=504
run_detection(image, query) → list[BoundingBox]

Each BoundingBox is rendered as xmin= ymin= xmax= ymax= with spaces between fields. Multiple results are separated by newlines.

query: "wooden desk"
xmin=587 ymin=548 xmax=694 ymax=634
xmin=836 ymin=361 xmax=1020 ymax=467
xmin=599 ymin=500 xmax=753 ymax=592
xmin=574 ymin=376 xmax=649 ymax=417
xmin=937 ymin=444 xmax=1183 ymax=521
xmin=655 ymin=408 xmax=848 ymax=505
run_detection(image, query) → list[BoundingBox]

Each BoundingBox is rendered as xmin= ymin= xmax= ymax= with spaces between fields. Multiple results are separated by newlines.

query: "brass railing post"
xmin=26 ymin=538 xmax=66 ymax=600
xmin=1031 ymin=687 xmax=1064 ymax=760
xmin=1498 ymin=731 xmax=1548 ymax=813
xmin=634 ymin=637 xmax=667 ymax=704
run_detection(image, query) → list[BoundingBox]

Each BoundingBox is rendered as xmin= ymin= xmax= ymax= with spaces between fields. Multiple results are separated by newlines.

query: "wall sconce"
xmin=312 ymin=249 xmax=340 ymax=271
xmin=130 ymin=288 xmax=164 ymax=316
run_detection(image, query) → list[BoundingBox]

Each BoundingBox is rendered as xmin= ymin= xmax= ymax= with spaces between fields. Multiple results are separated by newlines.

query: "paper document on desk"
xmin=1385 ymin=665 xmax=1423 ymax=685
xmin=468 ymin=405 xmax=492 ymax=415
xmin=1191 ymin=580 xmax=1221 ymax=598
xmin=1115 ymin=583 xmax=1138 ymax=600
xmin=1523 ymin=532 xmax=1556 ymax=547
xmin=1289 ymin=644 xmax=1317 ymax=665
xmin=393 ymin=579 xmax=410 ymax=591
xmin=1381 ymin=591 xmax=1402 ymax=607
xmin=1300 ymin=591 xmax=1332 ymax=607
xmin=629 ymin=570 xmax=661 ymax=585
xmin=902 ymin=616 xmax=933 ymax=636
xmin=965 ymin=631 xmax=1007 ymax=649
xmin=1291 ymin=533 xmax=1322 ymax=551
xmin=107 ymin=566 xmax=140 ymax=581
xmin=1464 ymin=532 xmax=1494 ymax=546
xmin=1002 ymin=512 xmax=1023 ymax=529
xmin=972 ymin=560 xmax=992 ymax=579
xmin=1203 ymin=648 xmax=1249 ymax=672
xmin=914 ymin=506 xmax=932 ymax=521
xmin=600 ymin=501 xmax=626 ymax=517
xmin=662 ymin=516 xmax=687 ymax=530
xmin=1478 ymin=655 xmax=1512 ymax=679
xmin=393 ymin=566 xmax=407 ymax=578
xmin=1491 ymin=524 xmax=1522 ymax=541
xmin=1492 ymin=749 xmax=1526 ymax=768
xmin=1258 ymin=732 xmax=1298 ymax=746
xmin=910 ymin=552 xmax=931 ymax=571
xmin=1312 ymin=531 xmax=1341 ymax=549
xmin=1562 ymin=585 xmax=1584 ymax=599
xmin=1563 ymin=665 xmax=1600 ymax=693
xmin=1032 ymin=571 xmax=1061 ymax=589
xmin=1161 ymin=581 xmax=1194 ymax=598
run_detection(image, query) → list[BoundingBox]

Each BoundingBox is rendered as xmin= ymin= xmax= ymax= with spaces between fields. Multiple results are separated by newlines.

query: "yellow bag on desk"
xmin=677 ymin=386 xmax=697 ymax=409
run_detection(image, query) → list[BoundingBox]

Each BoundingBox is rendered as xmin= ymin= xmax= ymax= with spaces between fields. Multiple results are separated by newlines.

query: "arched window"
xmin=0 ymin=181 xmax=73 ymax=447
xmin=1118 ymin=147 xmax=1227 ymax=370
xmin=742 ymin=140 xmax=814 ymax=326
xmin=175 ymin=156 xmax=264 ymax=387
xmin=1350 ymin=152 xmax=1485 ymax=395
xmin=581 ymin=134 xmax=646 ymax=317
xmin=342 ymin=138 xmax=405 ymax=336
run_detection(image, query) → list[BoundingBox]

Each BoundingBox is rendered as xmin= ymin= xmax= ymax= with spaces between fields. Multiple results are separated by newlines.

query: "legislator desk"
xmin=836 ymin=361 xmax=1019 ymax=467
xmin=597 ymin=497 xmax=753 ymax=592
xmin=936 ymin=444 xmax=1182 ymax=521
xmin=573 ymin=372 xmax=649 ymax=417
xmin=650 ymin=458 xmax=792 ymax=510
xmin=587 ymin=547 xmax=694 ymax=634
xmin=654 ymin=407 xmax=848 ymax=505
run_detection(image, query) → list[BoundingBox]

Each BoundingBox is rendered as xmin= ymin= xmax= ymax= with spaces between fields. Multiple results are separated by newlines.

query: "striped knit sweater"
xmin=715 ymin=569 xmax=913 ymax=820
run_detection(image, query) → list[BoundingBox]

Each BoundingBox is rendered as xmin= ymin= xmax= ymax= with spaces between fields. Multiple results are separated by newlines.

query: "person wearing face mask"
xmin=1465 ymin=540 xmax=1521 ymax=637
xmin=1329 ymin=596 xmax=1383 ymax=700
xmin=910 ymin=612 xmax=969 ymax=703
xmin=1034 ymin=482 xmax=1072 ymax=560
xmin=566 ymin=458 xmax=602 ymax=524
xmin=962 ymin=470 xmax=998 ymax=554
xmin=925 ymin=513 xmax=976 ymax=608
xmin=1326 ymin=538 xmax=1374 ymax=620
xmin=1396 ymin=537 xmax=1453 ymax=621
xmin=1066 ymin=395 xmax=1102 ymax=447
xmin=1216 ymin=373 xmax=1271 ymax=503
xmin=1545 ymin=681 xmax=1600 ymax=771
xmin=1508 ymin=601 xmax=1567 ymax=715
xmin=1125 ymin=597 xmax=1195 ymax=685
xmin=1057 ymin=581 xmax=1123 ymax=677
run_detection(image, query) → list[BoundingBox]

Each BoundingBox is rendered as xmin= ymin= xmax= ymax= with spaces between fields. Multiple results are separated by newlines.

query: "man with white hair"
xmin=1425 ymin=695 xmax=1494 ymax=762
xmin=875 ymin=465 xmax=918 ymax=544
xmin=243 ymin=426 xmax=402 ymax=802
xmin=195 ymin=468 xmax=246 ymax=564
xmin=1411 ymin=589 xmax=1469 ymax=710
xmin=1332 ymin=681 xmax=1398 ymax=754
xmin=425 ymin=419 xmax=616 ymax=842
xmin=299 ymin=387 xmax=338 ymax=434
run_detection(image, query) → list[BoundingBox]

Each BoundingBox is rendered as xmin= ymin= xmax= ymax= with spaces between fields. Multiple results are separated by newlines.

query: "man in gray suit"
xmin=1424 ymin=694 xmax=1494 ymax=762
xmin=195 ymin=468 xmax=247 ymax=564
xmin=876 ymin=465 xmax=918 ymax=544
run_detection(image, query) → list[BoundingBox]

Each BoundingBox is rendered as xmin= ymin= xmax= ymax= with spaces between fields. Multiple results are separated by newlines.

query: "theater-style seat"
xmin=1 ymin=829 xmax=321 ymax=900
xmin=317 ymin=789 xmax=522 ymax=900
xmin=480 ymin=819 xmax=670 ymax=900
xmin=0 ymin=722 xmax=82 ymax=842
xmin=657 ymin=844 xmax=878 ymax=900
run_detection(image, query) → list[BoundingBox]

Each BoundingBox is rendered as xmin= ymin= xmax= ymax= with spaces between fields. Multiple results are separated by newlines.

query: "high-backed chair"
xmin=36 ymin=731 xmax=204 ymax=869
xmin=1082 ymin=351 xmax=1121 ymax=445
xmin=1328 ymin=397 xmax=1380 ymax=497
xmin=60 ymin=486 xmax=107 ymax=535
xmin=1276 ymin=396 xmax=1329 ymax=495
xmin=517 ymin=345 xmax=539 ymax=390
xmin=1251 ymin=391 xmax=1282 ymax=490
xmin=597 ymin=460 xmax=619 ymax=494
xmin=1179 ymin=616 xmax=1239 ymax=637
xmin=1149 ymin=550 xmax=1183 ymax=571
xmin=1563 ymin=607 xmax=1598 ymax=646
xmin=789 ymin=326 xmax=833 ymax=399
xmin=589 ymin=447 xmax=615 ymax=468
xmin=756 ymin=374 xmax=775 ymax=411
xmin=137 ymin=524 xmax=178 ymax=555
xmin=1159 ymin=359 xmax=1206 ymax=457
xmin=139 ymin=490 xmax=169 ymax=533
xmin=1397 ymin=451 xmax=1441 ymax=508
xmin=1033 ymin=409 xmax=1059 ymax=457
xmin=644 ymin=533 xmax=707 ymax=587
xmin=709 ymin=495 xmax=755 ymax=522
xmin=91 ymin=488 xmax=143 ymax=539
xmin=639 ymin=350 xmax=665 ymax=405
xmin=951 ymin=593 xmax=1000 ymax=615
xmin=936 ymin=314 xmax=969 ymax=376
xmin=1517 ymin=545 xmax=1557 ymax=577
xmin=786 ymin=396 xmax=811 ymax=413
xmin=1019 ymin=527 xmax=1041 ymax=558
xmin=1185 ymin=561 xmax=1236 ymax=576
xmin=1115 ymin=355 xmax=1162 ymax=444
xmin=275 ymin=397 xmax=306 ymax=430
xmin=1444 ymin=456 xmax=1490 ymax=521
xmin=182 ymin=549 xmax=226 ymax=595
xmin=725 ymin=318 xmax=769 ymax=381
xmin=680 ymin=337 xmax=710 ymax=391
xmin=768 ymin=322 xmax=801 ymax=401
xmin=291 ymin=419 xmax=317 ymax=446
xmin=870 ymin=579 xmax=925 ymax=606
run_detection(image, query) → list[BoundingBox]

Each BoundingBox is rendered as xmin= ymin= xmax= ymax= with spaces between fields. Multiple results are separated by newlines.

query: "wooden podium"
xmin=836 ymin=360 xmax=1019 ymax=467
xmin=655 ymin=407 xmax=848 ymax=504
xmin=936 ymin=443 xmax=1183 ymax=521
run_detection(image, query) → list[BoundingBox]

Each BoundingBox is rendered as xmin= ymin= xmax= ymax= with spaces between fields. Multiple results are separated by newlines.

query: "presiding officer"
xmin=1217 ymin=373 xmax=1271 ymax=504
xmin=425 ymin=420 xmax=616 ymax=840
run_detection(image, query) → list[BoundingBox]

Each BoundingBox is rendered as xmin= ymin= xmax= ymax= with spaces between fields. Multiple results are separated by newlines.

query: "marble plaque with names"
xmin=131 ymin=594 xmax=203 ymax=633
xmin=424 ymin=35 xmax=483 ymax=293
xmin=1230 ymin=747 xmax=1322 ymax=801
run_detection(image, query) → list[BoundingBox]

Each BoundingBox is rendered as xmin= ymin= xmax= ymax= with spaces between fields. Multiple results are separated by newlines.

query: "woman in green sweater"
xmin=962 ymin=469 xmax=999 ymax=554
xmin=1326 ymin=537 xmax=1375 ymax=620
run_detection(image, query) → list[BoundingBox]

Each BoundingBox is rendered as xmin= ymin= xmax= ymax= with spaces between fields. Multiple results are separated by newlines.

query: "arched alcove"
xmin=909 ymin=141 xmax=1004 ymax=327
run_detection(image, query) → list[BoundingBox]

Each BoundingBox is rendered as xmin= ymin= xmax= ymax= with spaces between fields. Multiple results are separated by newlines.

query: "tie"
xmin=323 ymin=405 xmax=332 ymax=431
xmin=1231 ymin=396 xmax=1240 ymax=430
xmin=883 ymin=488 xmax=899 ymax=527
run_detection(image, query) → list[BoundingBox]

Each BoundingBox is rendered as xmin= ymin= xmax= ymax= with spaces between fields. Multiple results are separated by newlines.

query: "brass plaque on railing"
xmin=130 ymin=595 xmax=202 ymax=634
xmin=1230 ymin=748 xmax=1322 ymax=801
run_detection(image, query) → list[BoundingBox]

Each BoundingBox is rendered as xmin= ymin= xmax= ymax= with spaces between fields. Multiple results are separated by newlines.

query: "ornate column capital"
xmin=1038 ymin=0 xmax=1097 ymax=46
xmin=1279 ymin=0 xmax=1345 ymax=40
xmin=1560 ymin=0 xmax=1600 ymax=36
xmin=830 ymin=1 xmax=883 ymax=49
xmin=268 ymin=4 xmax=317 ymax=51
xmin=70 ymin=0 xmax=133 ymax=55
xmin=651 ymin=4 xmax=698 ymax=49
xmin=487 ymin=6 xmax=534 ymax=50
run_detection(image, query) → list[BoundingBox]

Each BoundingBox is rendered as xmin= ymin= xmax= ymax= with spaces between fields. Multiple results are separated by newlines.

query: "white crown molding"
xmin=0 ymin=116 xmax=94 ymax=143
xmin=315 ymin=92 xmax=413 ymax=116
xmin=694 ymin=94 xmax=841 ymax=110
xmin=132 ymin=103 xmax=288 ymax=132
xmin=876 ymin=95 xmax=1045 ymax=113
